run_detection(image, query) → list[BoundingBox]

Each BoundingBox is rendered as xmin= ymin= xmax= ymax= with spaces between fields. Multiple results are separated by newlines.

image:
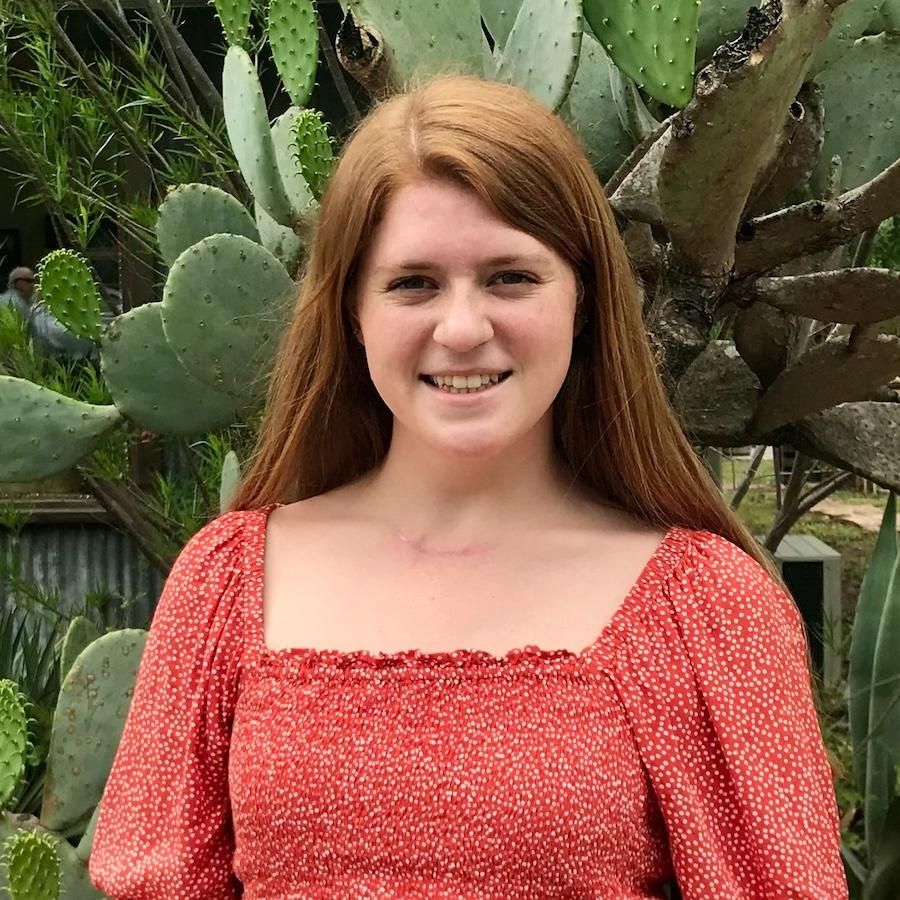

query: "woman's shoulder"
xmin=168 ymin=505 xmax=275 ymax=583
xmin=659 ymin=525 xmax=801 ymax=635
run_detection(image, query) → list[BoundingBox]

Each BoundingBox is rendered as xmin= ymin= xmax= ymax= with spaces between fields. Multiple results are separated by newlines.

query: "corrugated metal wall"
xmin=0 ymin=519 xmax=165 ymax=647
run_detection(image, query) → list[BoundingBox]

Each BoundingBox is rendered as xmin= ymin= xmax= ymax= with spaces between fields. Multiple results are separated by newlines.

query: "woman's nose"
xmin=431 ymin=286 xmax=494 ymax=350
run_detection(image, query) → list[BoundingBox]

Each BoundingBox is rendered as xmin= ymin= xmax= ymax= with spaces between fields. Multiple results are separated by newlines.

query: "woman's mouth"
xmin=419 ymin=372 xmax=513 ymax=396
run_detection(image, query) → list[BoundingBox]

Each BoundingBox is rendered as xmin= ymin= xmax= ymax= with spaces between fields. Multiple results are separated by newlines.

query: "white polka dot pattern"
xmin=88 ymin=505 xmax=848 ymax=899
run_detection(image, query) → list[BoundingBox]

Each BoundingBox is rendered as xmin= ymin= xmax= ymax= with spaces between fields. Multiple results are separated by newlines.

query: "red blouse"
xmin=88 ymin=503 xmax=847 ymax=899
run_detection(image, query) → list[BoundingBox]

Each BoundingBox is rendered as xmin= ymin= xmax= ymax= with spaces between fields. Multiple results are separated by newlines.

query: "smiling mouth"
xmin=419 ymin=372 xmax=513 ymax=394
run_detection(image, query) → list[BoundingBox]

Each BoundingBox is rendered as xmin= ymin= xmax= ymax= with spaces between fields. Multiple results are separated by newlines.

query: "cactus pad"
xmin=59 ymin=618 xmax=101 ymax=685
xmin=272 ymin=106 xmax=315 ymax=213
xmin=807 ymin=0 xmax=883 ymax=77
xmin=494 ymin=0 xmax=583 ymax=111
xmin=348 ymin=0 xmax=483 ymax=85
xmin=156 ymin=183 xmax=260 ymax=269
xmin=220 ymin=449 xmax=242 ymax=512
xmin=0 ymin=829 xmax=60 ymax=900
xmin=213 ymin=0 xmax=253 ymax=47
xmin=223 ymin=45 xmax=294 ymax=226
xmin=40 ymin=629 xmax=147 ymax=832
xmin=562 ymin=30 xmax=635 ymax=182
xmin=100 ymin=303 xmax=239 ymax=435
xmin=161 ymin=234 xmax=295 ymax=409
xmin=0 ymin=813 xmax=101 ymax=899
xmin=34 ymin=250 xmax=102 ymax=342
xmin=583 ymin=0 xmax=701 ymax=109
xmin=0 ymin=681 xmax=31 ymax=811
xmin=809 ymin=32 xmax=900 ymax=195
xmin=290 ymin=108 xmax=333 ymax=200
xmin=267 ymin=0 xmax=319 ymax=107
xmin=480 ymin=0 xmax=523 ymax=52
xmin=0 ymin=377 xmax=121 ymax=482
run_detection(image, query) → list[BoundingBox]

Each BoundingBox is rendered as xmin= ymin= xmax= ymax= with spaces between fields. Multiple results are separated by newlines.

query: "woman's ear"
xmin=351 ymin=316 xmax=364 ymax=346
xmin=573 ymin=281 xmax=587 ymax=338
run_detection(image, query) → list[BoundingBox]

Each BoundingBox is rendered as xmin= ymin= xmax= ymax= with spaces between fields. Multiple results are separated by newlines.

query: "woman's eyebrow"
xmin=374 ymin=254 xmax=548 ymax=274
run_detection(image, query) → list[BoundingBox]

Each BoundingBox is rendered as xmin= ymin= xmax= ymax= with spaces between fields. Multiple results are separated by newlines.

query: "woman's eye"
xmin=494 ymin=272 xmax=535 ymax=286
xmin=390 ymin=276 xmax=430 ymax=291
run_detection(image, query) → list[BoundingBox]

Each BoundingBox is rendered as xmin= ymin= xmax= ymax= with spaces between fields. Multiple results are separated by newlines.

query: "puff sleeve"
xmin=88 ymin=511 xmax=252 ymax=899
xmin=608 ymin=529 xmax=847 ymax=899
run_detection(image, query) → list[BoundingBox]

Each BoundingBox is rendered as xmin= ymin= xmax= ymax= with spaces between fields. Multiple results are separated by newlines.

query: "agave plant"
xmin=843 ymin=490 xmax=900 ymax=898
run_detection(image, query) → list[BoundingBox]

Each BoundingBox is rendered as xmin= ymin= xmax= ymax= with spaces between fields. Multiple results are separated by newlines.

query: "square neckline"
xmin=246 ymin=501 xmax=694 ymax=671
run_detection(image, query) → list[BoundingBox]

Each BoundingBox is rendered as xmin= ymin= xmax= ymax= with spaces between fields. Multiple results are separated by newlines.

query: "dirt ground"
xmin=811 ymin=498 xmax=887 ymax=532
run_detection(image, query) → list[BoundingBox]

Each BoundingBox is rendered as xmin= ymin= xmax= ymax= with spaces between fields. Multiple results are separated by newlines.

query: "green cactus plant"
xmin=159 ymin=233 xmax=295 ymax=409
xmin=694 ymin=0 xmax=756 ymax=66
xmin=808 ymin=32 xmax=900 ymax=195
xmin=1 ymin=829 xmax=61 ymax=900
xmin=582 ymin=0 xmax=701 ymax=109
xmin=0 ymin=682 xmax=32 ymax=812
xmin=559 ymin=30 xmax=634 ymax=182
xmin=40 ymin=630 xmax=147 ymax=833
xmin=100 ymin=302 xmax=239 ymax=436
xmin=480 ymin=0 xmax=523 ymax=52
xmin=806 ymin=0 xmax=884 ymax=77
xmin=346 ymin=0 xmax=484 ymax=88
xmin=220 ymin=449 xmax=242 ymax=513
xmin=213 ymin=0 xmax=254 ymax=48
xmin=254 ymin=106 xmax=317 ymax=272
xmin=156 ymin=183 xmax=261 ymax=269
xmin=58 ymin=619 xmax=101 ymax=686
xmin=267 ymin=0 xmax=320 ymax=107
xmin=34 ymin=251 xmax=102 ymax=343
xmin=493 ymin=0 xmax=583 ymax=111
xmin=223 ymin=45 xmax=296 ymax=227
xmin=0 ymin=630 xmax=147 ymax=899
xmin=290 ymin=107 xmax=334 ymax=200
xmin=0 ymin=377 xmax=121 ymax=482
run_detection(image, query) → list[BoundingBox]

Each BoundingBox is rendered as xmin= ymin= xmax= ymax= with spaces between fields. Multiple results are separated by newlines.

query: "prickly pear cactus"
xmin=0 ymin=377 xmax=121 ymax=482
xmin=34 ymin=250 xmax=103 ymax=342
xmin=480 ymin=0 xmax=523 ymax=51
xmin=100 ymin=302 xmax=239 ymax=436
xmin=0 ymin=813 xmax=105 ymax=900
xmin=41 ymin=630 xmax=147 ymax=833
xmin=213 ymin=0 xmax=253 ymax=47
xmin=493 ymin=0 xmax=583 ymax=111
xmin=160 ymin=234 xmax=295 ymax=409
xmin=582 ymin=0 xmax=701 ymax=109
xmin=267 ymin=0 xmax=320 ymax=107
xmin=58 ymin=618 xmax=101 ymax=685
xmin=290 ymin=108 xmax=334 ymax=200
xmin=0 ymin=830 xmax=61 ymax=900
xmin=0 ymin=682 xmax=32 ymax=812
xmin=560 ymin=31 xmax=633 ymax=182
xmin=223 ymin=45 xmax=295 ymax=226
xmin=156 ymin=183 xmax=260 ymax=269
xmin=808 ymin=32 xmax=900 ymax=195
xmin=346 ymin=0 xmax=484 ymax=87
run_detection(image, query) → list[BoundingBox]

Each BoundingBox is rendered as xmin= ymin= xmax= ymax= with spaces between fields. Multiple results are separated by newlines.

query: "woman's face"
xmin=353 ymin=176 xmax=581 ymax=460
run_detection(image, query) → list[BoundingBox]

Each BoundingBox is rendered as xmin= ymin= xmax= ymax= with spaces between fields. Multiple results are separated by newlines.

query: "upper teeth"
xmin=430 ymin=373 xmax=504 ymax=388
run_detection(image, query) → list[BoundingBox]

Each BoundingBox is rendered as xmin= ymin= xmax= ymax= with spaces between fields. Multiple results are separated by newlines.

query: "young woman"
xmin=89 ymin=74 xmax=848 ymax=899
